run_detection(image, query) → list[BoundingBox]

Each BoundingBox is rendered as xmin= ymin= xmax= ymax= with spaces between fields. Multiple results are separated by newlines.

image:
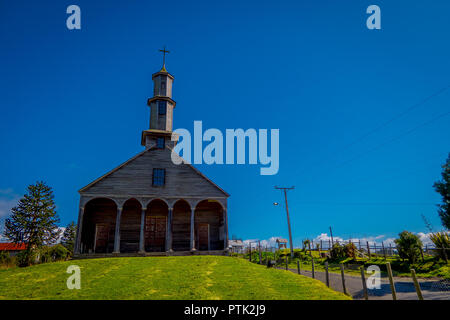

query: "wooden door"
xmin=95 ymin=223 xmax=109 ymax=253
xmin=145 ymin=216 xmax=166 ymax=251
xmin=198 ymin=223 xmax=210 ymax=251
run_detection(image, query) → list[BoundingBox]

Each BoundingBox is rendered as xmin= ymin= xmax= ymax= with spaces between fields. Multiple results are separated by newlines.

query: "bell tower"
xmin=141 ymin=47 xmax=177 ymax=149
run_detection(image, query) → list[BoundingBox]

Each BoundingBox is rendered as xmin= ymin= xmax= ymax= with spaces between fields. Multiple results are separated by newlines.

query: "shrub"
xmin=303 ymin=240 xmax=311 ymax=250
xmin=394 ymin=231 xmax=423 ymax=264
xmin=329 ymin=243 xmax=346 ymax=260
xmin=50 ymin=244 xmax=69 ymax=261
xmin=16 ymin=249 xmax=38 ymax=267
xmin=344 ymin=242 xmax=357 ymax=259
xmin=0 ymin=250 xmax=12 ymax=265
xmin=429 ymin=232 xmax=449 ymax=261
xmin=39 ymin=246 xmax=52 ymax=263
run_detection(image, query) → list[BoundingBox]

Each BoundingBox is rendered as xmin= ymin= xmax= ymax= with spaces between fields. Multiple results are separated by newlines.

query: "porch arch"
xmin=120 ymin=198 xmax=141 ymax=253
xmin=145 ymin=199 xmax=168 ymax=252
xmin=172 ymin=199 xmax=191 ymax=251
xmin=81 ymin=197 xmax=117 ymax=254
xmin=194 ymin=200 xmax=224 ymax=251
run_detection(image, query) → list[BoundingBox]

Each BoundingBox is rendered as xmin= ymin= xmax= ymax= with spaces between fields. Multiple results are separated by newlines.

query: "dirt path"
xmin=278 ymin=267 xmax=450 ymax=300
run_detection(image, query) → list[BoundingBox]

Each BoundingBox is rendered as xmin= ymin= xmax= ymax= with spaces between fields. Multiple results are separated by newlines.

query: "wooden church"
xmin=74 ymin=53 xmax=229 ymax=256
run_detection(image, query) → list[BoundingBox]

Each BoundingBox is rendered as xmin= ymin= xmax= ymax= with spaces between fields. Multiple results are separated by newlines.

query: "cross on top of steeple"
xmin=159 ymin=46 xmax=170 ymax=71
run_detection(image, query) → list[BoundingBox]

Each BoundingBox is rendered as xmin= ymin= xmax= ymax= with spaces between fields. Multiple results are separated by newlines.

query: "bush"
xmin=429 ymin=232 xmax=449 ymax=261
xmin=39 ymin=246 xmax=52 ymax=263
xmin=344 ymin=242 xmax=357 ymax=259
xmin=50 ymin=244 xmax=69 ymax=261
xmin=39 ymin=245 xmax=69 ymax=263
xmin=16 ymin=250 xmax=38 ymax=267
xmin=394 ymin=231 xmax=423 ymax=264
xmin=0 ymin=250 xmax=12 ymax=265
xmin=329 ymin=243 xmax=346 ymax=260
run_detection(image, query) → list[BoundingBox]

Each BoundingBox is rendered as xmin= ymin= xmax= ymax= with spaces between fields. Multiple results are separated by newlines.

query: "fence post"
xmin=249 ymin=244 xmax=252 ymax=262
xmin=258 ymin=241 xmax=262 ymax=264
xmin=382 ymin=242 xmax=387 ymax=261
xmin=367 ymin=241 xmax=371 ymax=259
xmin=359 ymin=239 xmax=361 ymax=251
xmin=360 ymin=266 xmax=368 ymax=300
xmin=325 ymin=261 xmax=330 ymax=287
xmin=340 ymin=264 xmax=347 ymax=295
xmin=386 ymin=262 xmax=397 ymax=300
xmin=285 ymin=256 xmax=288 ymax=270
xmin=410 ymin=269 xmax=423 ymax=300
xmin=297 ymin=260 xmax=300 ymax=275
xmin=311 ymin=258 xmax=315 ymax=279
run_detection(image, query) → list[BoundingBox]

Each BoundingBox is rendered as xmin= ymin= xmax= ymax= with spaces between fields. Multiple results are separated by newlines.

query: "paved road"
xmin=277 ymin=267 xmax=450 ymax=300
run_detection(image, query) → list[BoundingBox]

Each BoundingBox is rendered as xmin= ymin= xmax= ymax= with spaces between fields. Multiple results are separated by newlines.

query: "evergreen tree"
xmin=433 ymin=153 xmax=450 ymax=230
xmin=61 ymin=221 xmax=77 ymax=254
xmin=4 ymin=181 xmax=60 ymax=265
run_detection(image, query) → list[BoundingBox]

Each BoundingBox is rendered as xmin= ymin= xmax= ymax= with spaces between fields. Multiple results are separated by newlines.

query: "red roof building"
xmin=0 ymin=243 xmax=27 ymax=252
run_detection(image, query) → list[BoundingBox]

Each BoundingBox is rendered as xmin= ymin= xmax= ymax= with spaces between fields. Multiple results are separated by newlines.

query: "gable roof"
xmin=79 ymin=147 xmax=229 ymax=197
xmin=78 ymin=149 xmax=148 ymax=193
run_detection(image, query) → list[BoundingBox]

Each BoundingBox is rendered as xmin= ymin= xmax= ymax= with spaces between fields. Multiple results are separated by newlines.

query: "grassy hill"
xmin=0 ymin=256 xmax=350 ymax=300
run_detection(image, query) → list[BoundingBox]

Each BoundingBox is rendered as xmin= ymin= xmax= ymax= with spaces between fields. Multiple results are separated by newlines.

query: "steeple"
xmin=141 ymin=48 xmax=177 ymax=148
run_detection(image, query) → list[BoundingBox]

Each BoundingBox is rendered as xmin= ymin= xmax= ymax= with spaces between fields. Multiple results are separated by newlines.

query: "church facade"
xmin=74 ymin=62 xmax=229 ymax=256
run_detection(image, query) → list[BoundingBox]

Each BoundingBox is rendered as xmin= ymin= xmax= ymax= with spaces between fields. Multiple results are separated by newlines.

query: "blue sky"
xmin=0 ymin=0 xmax=449 ymax=246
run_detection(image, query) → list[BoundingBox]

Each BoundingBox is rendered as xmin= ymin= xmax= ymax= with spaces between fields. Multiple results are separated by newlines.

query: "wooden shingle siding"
xmin=80 ymin=148 xmax=227 ymax=198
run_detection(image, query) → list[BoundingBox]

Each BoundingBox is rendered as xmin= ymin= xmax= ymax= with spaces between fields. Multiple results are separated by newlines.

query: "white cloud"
xmin=243 ymin=236 xmax=284 ymax=249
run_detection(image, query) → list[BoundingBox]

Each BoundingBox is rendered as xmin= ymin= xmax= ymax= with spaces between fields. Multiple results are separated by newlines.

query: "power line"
xmin=336 ymin=85 xmax=450 ymax=153
xmin=297 ymin=85 xmax=450 ymax=177
xmin=329 ymin=109 xmax=450 ymax=171
xmin=297 ymin=202 xmax=436 ymax=206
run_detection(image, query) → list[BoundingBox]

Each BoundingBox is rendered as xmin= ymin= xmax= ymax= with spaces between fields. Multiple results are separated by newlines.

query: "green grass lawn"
xmin=0 ymin=256 xmax=350 ymax=300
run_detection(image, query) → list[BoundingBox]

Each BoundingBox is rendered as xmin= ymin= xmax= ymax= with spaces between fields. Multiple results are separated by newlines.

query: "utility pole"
xmin=329 ymin=226 xmax=334 ymax=246
xmin=274 ymin=186 xmax=295 ymax=258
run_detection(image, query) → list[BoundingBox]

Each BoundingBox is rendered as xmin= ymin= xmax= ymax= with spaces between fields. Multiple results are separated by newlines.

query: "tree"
xmin=394 ymin=231 xmax=423 ymax=264
xmin=61 ymin=221 xmax=77 ymax=255
xmin=433 ymin=153 xmax=450 ymax=230
xmin=3 ymin=181 xmax=60 ymax=266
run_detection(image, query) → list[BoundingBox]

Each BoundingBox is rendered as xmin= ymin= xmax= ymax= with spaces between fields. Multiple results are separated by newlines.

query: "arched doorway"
xmin=145 ymin=199 xmax=168 ymax=252
xmin=81 ymin=198 xmax=117 ymax=254
xmin=172 ymin=199 xmax=191 ymax=251
xmin=194 ymin=200 xmax=224 ymax=251
xmin=120 ymin=198 xmax=141 ymax=253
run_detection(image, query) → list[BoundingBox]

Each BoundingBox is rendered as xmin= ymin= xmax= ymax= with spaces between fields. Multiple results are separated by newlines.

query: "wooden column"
xmin=190 ymin=208 xmax=195 ymax=251
xmin=166 ymin=208 xmax=173 ymax=252
xmin=223 ymin=208 xmax=228 ymax=250
xmin=113 ymin=207 xmax=122 ymax=253
xmin=139 ymin=207 xmax=146 ymax=253
xmin=74 ymin=207 xmax=84 ymax=254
